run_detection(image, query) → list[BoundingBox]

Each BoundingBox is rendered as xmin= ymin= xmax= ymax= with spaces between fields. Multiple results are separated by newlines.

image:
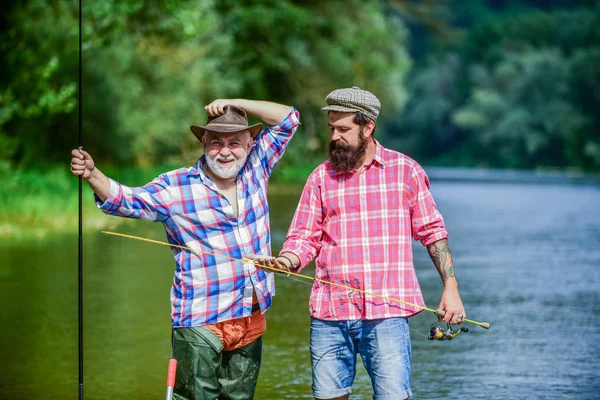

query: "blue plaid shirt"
xmin=97 ymin=108 xmax=300 ymax=327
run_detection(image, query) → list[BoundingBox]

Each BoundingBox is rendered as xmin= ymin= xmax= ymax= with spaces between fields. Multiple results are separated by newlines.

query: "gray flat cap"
xmin=321 ymin=86 xmax=381 ymax=121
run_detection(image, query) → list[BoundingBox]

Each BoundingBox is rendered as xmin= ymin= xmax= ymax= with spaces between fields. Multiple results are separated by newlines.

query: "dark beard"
xmin=328 ymin=129 xmax=367 ymax=173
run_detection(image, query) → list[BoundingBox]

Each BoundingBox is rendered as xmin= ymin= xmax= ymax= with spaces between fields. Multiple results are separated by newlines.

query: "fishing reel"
xmin=427 ymin=322 xmax=468 ymax=341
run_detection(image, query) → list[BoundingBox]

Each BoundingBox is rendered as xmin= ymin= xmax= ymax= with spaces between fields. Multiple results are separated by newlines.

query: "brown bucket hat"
xmin=190 ymin=105 xmax=263 ymax=141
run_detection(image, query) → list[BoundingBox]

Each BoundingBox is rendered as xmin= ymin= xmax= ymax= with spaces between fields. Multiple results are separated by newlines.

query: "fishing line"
xmin=275 ymin=272 xmax=312 ymax=286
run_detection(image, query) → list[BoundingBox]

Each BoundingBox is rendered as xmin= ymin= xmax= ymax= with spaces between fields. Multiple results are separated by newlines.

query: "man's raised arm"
xmin=204 ymin=99 xmax=292 ymax=125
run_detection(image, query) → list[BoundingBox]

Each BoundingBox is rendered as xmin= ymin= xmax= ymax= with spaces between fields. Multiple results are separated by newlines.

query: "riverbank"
xmin=0 ymin=165 xmax=310 ymax=239
xmin=0 ymin=168 xmax=114 ymax=239
xmin=2 ymin=165 xmax=597 ymax=239
xmin=0 ymin=166 xmax=179 ymax=239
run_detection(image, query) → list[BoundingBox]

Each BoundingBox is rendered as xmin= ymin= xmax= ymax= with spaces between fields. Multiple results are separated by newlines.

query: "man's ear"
xmin=364 ymin=120 xmax=376 ymax=138
xmin=245 ymin=131 xmax=253 ymax=151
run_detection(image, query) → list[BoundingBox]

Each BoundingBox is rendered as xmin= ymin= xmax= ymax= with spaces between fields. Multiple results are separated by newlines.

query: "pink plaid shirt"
xmin=281 ymin=141 xmax=448 ymax=320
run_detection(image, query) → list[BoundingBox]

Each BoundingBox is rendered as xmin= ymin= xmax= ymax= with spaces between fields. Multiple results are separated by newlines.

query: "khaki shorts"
xmin=172 ymin=326 xmax=262 ymax=400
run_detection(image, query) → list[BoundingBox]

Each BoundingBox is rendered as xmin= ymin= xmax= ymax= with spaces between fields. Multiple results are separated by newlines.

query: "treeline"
xmin=1 ymin=0 xmax=599 ymax=178
xmin=394 ymin=0 xmax=600 ymax=170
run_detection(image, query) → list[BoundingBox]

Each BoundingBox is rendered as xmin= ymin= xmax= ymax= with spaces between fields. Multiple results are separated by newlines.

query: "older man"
xmin=252 ymin=87 xmax=466 ymax=400
xmin=70 ymin=99 xmax=300 ymax=400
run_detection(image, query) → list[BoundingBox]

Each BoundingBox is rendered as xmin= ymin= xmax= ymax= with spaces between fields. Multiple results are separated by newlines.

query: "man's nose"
xmin=331 ymin=131 xmax=341 ymax=141
xmin=220 ymin=147 xmax=232 ymax=156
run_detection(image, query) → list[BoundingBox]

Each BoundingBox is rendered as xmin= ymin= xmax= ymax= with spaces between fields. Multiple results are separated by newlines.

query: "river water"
xmin=1 ymin=177 xmax=599 ymax=399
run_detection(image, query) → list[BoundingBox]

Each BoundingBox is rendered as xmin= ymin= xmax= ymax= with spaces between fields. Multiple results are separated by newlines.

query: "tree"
xmin=399 ymin=5 xmax=600 ymax=170
xmin=0 ymin=0 xmax=412 ymax=170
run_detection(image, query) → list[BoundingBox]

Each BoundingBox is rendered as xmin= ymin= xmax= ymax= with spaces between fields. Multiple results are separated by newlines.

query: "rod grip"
xmin=166 ymin=358 xmax=177 ymax=388
xmin=435 ymin=309 xmax=491 ymax=329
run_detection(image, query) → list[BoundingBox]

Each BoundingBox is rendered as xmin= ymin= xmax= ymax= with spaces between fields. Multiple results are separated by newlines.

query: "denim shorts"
xmin=310 ymin=317 xmax=412 ymax=400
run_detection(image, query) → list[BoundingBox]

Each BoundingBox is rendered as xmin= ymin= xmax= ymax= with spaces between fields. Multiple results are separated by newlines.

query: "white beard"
xmin=205 ymin=153 xmax=248 ymax=180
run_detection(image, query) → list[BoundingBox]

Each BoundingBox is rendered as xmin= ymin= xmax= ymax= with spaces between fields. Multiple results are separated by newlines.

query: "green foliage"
xmin=453 ymin=49 xmax=589 ymax=168
xmin=1 ymin=0 xmax=599 ymax=198
xmin=386 ymin=53 xmax=464 ymax=161
xmin=203 ymin=0 xmax=411 ymax=166
xmin=0 ymin=0 xmax=411 ymax=171
xmin=399 ymin=5 xmax=600 ymax=170
xmin=0 ymin=1 xmax=78 ymax=165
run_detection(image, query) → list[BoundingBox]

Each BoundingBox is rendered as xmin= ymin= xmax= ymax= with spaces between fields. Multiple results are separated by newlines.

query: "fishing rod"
xmin=101 ymin=231 xmax=491 ymax=330
xmin=78 ymin=0 xmax=84 ymax=398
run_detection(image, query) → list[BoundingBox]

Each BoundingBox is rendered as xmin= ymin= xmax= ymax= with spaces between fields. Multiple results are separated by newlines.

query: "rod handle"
xmin=435 ymin=309 xmax=491 ymax=329
xmin=166 ymin=358 xmax=177 ymax=388
xmin=479 ymin=322 xmax=491 ymax=329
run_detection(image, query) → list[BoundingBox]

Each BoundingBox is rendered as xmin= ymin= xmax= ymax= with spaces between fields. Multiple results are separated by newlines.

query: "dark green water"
xmin=1 ymin=180 xmax=599 ymax=399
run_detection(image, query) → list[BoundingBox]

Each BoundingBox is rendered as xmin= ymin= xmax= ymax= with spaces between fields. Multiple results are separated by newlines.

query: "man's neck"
xmin=356 ymin=139 xmax=377 ymax=169
xmin=211 ymin=174 xmax=236 ymax=190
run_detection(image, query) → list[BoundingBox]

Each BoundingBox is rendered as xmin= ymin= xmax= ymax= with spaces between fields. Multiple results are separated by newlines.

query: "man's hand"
xmin=70 ymin=148 xmax=96 ymax=180
xmin=69 ymin=148 xmax=111 ymax=201
xmin=204 ymin=99 xmax=241 ymax=117
xmin=438 ymin=289 xmax=466 ymax=325
xmin=245 ymin=254 xmax=292 ymax=273
xmin=204 ymin=99 xmax=291 ymax=125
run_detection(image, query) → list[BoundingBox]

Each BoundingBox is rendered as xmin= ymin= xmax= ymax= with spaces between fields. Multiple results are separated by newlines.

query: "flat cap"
xmin=321 ymin=86 xmax=381 ymax=121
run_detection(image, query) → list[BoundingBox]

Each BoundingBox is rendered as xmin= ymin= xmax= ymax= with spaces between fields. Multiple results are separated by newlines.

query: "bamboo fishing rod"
xmin=101 ymin=231 xmax=491 ymax=329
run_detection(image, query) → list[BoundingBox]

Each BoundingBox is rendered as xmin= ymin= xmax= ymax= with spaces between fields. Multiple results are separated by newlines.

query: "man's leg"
xmin=172 ymin=327 xmax=224 ymax=400
xmin=310 ymin=317 xmax=357 ymax=400
xmin=359 ymin=318 xmax=413 ymax=400
xmin=219 ymin=336 xmax=263 ymax=400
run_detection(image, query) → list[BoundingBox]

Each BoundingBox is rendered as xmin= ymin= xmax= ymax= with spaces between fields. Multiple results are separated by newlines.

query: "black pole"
xmin=78 ymin=0 xmax=84 ymax=398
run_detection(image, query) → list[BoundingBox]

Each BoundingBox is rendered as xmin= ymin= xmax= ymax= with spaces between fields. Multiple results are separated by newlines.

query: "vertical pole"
xmin=78 ymin=0 xmax=84 ymax=398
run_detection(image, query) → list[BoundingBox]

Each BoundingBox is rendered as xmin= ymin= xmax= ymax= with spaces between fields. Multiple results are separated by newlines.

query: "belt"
xmin=252 ymin=303 xmax=261 ymax=313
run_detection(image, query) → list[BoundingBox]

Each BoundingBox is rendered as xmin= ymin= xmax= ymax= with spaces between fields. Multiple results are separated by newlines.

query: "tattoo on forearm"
xmin=428 ymin=240 xmax=455 ymax=282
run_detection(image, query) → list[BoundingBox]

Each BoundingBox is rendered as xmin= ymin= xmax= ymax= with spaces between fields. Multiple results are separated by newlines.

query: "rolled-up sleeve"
xmin=253 ymin=107 xmax=301 ymax=178
xmin=95 ymin=174 xmax=172 ymax=222
xmin=407 ymin=164 xmax=448 ymax=246
xmin=280 ymin=177 xmax=324 ymax=271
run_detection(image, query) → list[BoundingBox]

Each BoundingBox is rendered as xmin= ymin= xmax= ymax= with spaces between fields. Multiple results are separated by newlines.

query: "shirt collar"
xmin=370 ymin=139 xmax=385 ymax=168
xmin=353 ymin=139 xmax=386 ymax=172
xmin=187 ymin=155 xmax=207 ymax=178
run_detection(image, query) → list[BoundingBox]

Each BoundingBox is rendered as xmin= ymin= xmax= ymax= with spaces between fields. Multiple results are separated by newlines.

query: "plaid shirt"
xmin=281 ymin=141 xmax=448 ymax=320
xmin=98 ymin=108 xmax=300 ymax=327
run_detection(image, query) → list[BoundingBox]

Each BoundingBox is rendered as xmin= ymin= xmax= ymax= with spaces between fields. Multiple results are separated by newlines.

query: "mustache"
xmin=214 ymin=155 xmax=236 ymax=162
xmin=329 ymin=140 xmax=351 ymax=150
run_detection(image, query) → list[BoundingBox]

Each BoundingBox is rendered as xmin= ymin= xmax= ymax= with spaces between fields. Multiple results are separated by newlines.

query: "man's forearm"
xmin=86 ymin=167 xmax=111 ymax=202
xmin=234 ymin=99 xmax=291 ymax=125
xmin=427 ymin=239 xmax=458 ymax=289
